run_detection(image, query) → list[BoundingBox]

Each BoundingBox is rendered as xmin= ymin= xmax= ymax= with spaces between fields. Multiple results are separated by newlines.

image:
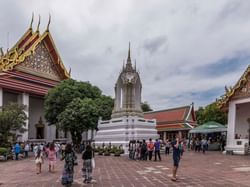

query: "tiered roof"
xmin=144 ymin=104 xmax=196 ymax=131
xmin=0 ymin=16 xmax=70 ymax=96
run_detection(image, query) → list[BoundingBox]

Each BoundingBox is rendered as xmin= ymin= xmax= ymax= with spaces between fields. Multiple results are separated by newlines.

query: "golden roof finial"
xmin=36 ymin=15 xmax=41 ymax=32
xmin=46 ymin=14 xmax=51 ymax=31
xmin=30 ymin=12 xmax=34 ymax=30
xmin=69 ymin=67 xmax=71 ymax=76
xmin=0 ymin=47 xmax=4 ymax=57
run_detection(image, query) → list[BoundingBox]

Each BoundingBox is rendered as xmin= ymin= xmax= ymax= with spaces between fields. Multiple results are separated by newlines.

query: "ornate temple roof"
xmin=217 ymin=65 xmax=250 ymax=109
xmin=0 ymin=16 xmax=70 ymax=96
xmin=0 ymin=16 xmax=70 ymax=80
xmin=144 ymin=104 xmax=196 ymax=131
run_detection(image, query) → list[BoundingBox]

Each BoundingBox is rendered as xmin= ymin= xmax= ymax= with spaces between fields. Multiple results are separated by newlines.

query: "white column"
xmin=227 ymin=101 xmax=236 ymax=147
xmin=163 ymin=131 xmax=167 ymax=141
xmin=22 ymin=93 xmax=29 ymax=142
xmin=0 ymin=88 xmax=3 ymax=109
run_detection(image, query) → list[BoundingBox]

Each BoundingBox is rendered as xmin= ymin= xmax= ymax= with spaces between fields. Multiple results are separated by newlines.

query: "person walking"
xmin=14 ymin=142 xmax=20 ymax=160
xmin=61 ymin=143 xmax=77 ymax=186
xmin=47 ymin=143 xmax=57 ymax=173
xmin=147 ymin=138 xmax=154 ymax=161
xmin=35 ymin=149 xmax=44 ymax=174
xmin=141 ymin=139 xmax=148 ymax=160
xmin=82 ymin=145 xmax=94 ymax=184
xmin=165 ymin=139 xmax=170 ymax=155
xmin=201 ymin=137 xmax=208 ymax=154
xmin=172 ymin=136 xmax=181 ymax=181
xmin=24 ymin=143 xmax=29 ymax=158
xmin=154 ymin=139 xmax=161 ymax=161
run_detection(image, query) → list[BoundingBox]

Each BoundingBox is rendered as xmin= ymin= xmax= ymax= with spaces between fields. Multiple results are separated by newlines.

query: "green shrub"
xmin=104 ymin=151 xmax=110 ymax=156
xmin=0 ymin=147 xmax=8 ymax=155
xmin=114 ymin=150 xmax=121 ymax=157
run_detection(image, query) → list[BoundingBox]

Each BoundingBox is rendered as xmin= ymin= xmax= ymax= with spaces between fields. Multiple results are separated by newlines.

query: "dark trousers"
xmin=148 ymin=151 xmax=153 ymax=160
xmin=154 ymin=150 xmax=161 ymax=161
xmin=25 ymin=151 xmax=28 ymax=158
xmin=15 ymin=153 xmax=19 ymax=160
xmin=165 ymin=147 xmax=170 ymax=155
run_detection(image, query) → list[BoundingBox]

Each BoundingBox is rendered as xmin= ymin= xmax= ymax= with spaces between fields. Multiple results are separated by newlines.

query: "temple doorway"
xmin=36 ymin=117 xmax=45 ymax=139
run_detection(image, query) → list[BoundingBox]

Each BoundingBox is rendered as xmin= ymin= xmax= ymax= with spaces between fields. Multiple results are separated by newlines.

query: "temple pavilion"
xmin=144 ymin=104 xmax=196 ymax=140
xmin=218 ymin=65 xmax=250 ymax=155
xmin=0 ymin=17 xmax=70 ymax=143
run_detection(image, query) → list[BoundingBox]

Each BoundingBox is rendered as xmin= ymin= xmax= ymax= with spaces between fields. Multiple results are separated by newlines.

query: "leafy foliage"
xmin=44 ymin=79 xmax=114 ymax=145
xmin=0 ymin=103 xmax=27 ymax=146
xmin=195 ymin=102 xmax=227 ymax=125
xmin=95 ymin=95 xmax=114 ymax=120
xmin=45 ymin=79 xmax=102 ymax=125
xmin=57 ymin=98 xmax=99 ymax=145
xmin=141 ymin=101 xmax=153 ymax=112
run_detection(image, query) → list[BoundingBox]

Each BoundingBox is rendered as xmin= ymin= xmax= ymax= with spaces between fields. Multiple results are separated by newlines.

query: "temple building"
xmin=144 ymin=104 xmax=196 ymax=140
xmin=218 ymin=65 xmax=250 ymax=155
xmin=0 ymin=17 xmax=70 ymax=143
xmin=94 ymin=44 xmax=159 ymax=151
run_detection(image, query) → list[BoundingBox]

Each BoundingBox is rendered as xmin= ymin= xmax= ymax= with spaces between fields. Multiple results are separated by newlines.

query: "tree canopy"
xmin=0 ymin=103 xmax=27 ymax=146
xmin=195 ymin=102 xmax=227 ymax=126
xmin=141 ymin=101 xmax=153 ymax=112
xmin=44 ymin=79 xmax=114 ymax=145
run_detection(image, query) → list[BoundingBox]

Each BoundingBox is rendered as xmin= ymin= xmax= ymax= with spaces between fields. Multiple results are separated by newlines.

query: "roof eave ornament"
xmin=29 ymin=12 xmax=34 ymax=30
xmin=46 ymin=14 xmax=51 ymax=32
xmin=36 ymin=15 xmax=41 ymax=33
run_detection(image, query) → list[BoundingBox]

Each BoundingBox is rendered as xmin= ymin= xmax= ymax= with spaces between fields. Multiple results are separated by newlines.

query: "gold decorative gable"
xmin=217 ymin=65 xmax=250 ymax=108
xmin=15 ymin=42 xmax=61 ymax=80
xmin=231 ymin=74 xmax=250 ymax=100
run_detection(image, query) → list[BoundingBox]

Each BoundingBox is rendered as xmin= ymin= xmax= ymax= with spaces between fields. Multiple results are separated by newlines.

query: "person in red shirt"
xmin=147 ymin=138 xmax=154 ymax=161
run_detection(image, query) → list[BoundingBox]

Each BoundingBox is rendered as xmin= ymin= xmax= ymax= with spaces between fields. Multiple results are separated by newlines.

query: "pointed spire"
xmin=69 ymin=67 xmax=71 ymax=76
xmin=36 ymin=15 xmax=41 ymax=32
xmin=134 ymin=59 xmax=136 ymax=71
xmin=127 ymin=42 xmax=131 ymax=62
xmin=46 ymin=14 xmax=51 ymax=31
xmin=29 ymin=12 xmax=34 ymax=30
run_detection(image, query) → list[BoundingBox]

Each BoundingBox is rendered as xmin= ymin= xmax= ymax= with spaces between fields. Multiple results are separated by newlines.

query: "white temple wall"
xmin=29 ymin=97 xmax=47 ymax=139
xmin=235 ymin=102 xmax=250 ymax=139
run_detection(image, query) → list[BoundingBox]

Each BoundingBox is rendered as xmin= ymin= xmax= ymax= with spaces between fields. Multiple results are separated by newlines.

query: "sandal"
xmin=171 ymin=178 xmax=177 ymax=182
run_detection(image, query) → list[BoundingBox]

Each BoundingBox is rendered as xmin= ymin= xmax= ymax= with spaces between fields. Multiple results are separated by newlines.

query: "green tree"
xmin=195 ymin=103 xmax=227 ymax=125
xmin=45 ymin=79 xmax=101 ymax=125
xmin=95 ymin=95 xmax=114 ymax=120
xmin=57 ymin=98 xmax=98 ymax=145
xmin=44 ymin=79 xmax=113 ymax=146
xmin=0 ymin=103 xmax=27 ymax=146
xmin=141 ymin=101 xmax=153 ymax=112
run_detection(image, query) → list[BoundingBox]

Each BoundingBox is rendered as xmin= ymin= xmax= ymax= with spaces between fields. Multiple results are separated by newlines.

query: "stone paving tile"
xmin=0 ymin=151 xmax=250 ymax=186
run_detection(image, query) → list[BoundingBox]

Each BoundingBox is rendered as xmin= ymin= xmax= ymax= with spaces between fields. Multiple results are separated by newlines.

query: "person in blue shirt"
xmin=154 ymin=139 xmax=161 ymax=161
xmin=172 ymin=136 xmax=181 ymax=181
xmin=14 ymin=142 xmax=21 ymax=160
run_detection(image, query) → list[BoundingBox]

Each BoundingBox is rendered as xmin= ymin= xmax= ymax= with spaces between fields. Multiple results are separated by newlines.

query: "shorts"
xmin=49 ymin=160 xmax=56 ymax=167
xmin=173 ymin=157 xmax=180 ymax=167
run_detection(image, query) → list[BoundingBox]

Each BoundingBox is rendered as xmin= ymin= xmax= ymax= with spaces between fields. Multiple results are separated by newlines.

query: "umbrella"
xmin=189 ymin=121 xmax=227 ymax=134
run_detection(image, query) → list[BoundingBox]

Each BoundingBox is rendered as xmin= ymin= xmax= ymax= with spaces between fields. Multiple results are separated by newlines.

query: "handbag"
xmin=92 ymin=158 xmax=95 ymax=168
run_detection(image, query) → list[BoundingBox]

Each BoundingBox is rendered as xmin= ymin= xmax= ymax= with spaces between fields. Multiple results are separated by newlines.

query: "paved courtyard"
xmin=0 ymin=151 xmax=250 ymax=187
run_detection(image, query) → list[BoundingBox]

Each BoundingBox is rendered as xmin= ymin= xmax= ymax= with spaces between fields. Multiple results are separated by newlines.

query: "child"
xmin=35 ymin=149 xmax=43 ymax=174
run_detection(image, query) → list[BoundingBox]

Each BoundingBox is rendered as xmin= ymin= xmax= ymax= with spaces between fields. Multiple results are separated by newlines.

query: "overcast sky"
xmin=1 ymin=0 xmax=250 ymax=110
